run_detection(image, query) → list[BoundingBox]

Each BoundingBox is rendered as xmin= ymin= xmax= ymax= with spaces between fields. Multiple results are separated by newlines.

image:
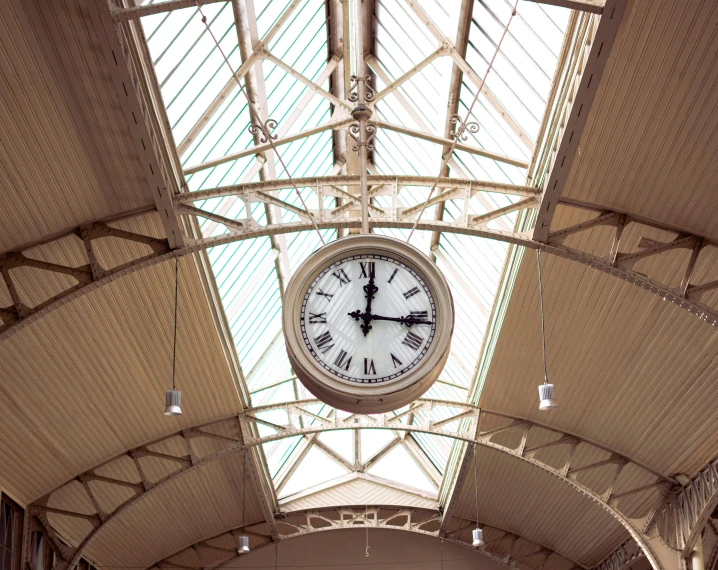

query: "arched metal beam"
xmin=592 ymin=539 xmax=645 ymax=570
xmin=655 ymin=457 xmax=718 ymax=555
xmin=2 ymin=176 xmax=718 ymax=342
xmin=148 ymin=506 xmax=583 ymax=570
xmin=31 ymin=399 xmax=673 ymax=570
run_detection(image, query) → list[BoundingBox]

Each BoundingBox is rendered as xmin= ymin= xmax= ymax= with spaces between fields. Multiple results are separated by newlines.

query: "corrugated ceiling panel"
xmin=84 ymin=453 xmax=264 ymax=570
xmin=0 ymin=248 xmax=240 ymax=504
xmin=452 ymin=446 xmax=627 ymax=566
xmin=562 ymin=0 xmax=718 ymax=239
xmin=0 ymin=0 xmax=152 ymax=252
xmin=479 ymin=204 xmax=718 ymax=477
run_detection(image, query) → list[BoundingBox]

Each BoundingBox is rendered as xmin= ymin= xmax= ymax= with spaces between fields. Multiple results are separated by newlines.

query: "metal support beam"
xmin=430 ymin=0 xmax=474 ymax=261
xmin=533 ymin=0 xmax=626 ymax=242
xmin=655 ymin=457 xmax=718 ymax=556
xmin=524 ymin=0 xmax=605 ymax=14
xmin=111 ymin=0 xmax=225 ymax=21
xmin=92 ymin=0 xmax=185 ymax=249
xmin=233 ymin=0 xmax=290 ymax=299
xmin=404 ymin=0 xmax=535 ymax=153
xmin=3 ymin=181 xmax=718 ymax=341
xmin=149 ymin=507 xmax=580 ymax=570
xmin=33 ymin=399 xmax=673 ymax=570
xmin=175 ymin=0 xmax=304 ymax=156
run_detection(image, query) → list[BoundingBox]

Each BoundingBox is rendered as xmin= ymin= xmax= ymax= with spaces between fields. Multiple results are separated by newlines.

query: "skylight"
xmin=139 ymin=0 xmax=570 ymax=507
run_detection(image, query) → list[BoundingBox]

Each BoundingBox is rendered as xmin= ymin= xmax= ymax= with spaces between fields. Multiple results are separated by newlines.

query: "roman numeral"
xmin=334 ymin=350 xmax=352 ymax=371
xmin=316 ymin=288 xmax=333 ymax=301
xmin=388 ymin=268 xmax=398 ymax=284
xmin=410 ymin=310 xmax=428 ymax=321
xmin=359 ymin=262 xmax=375 ymax=279
xmin=403 ymin=286 xmax=420 ymax=299
xmin=332 ymin=268 xmax=351 ymax=286
xmin=364 ymin=358 xmax=376 ymax=375
xmin=309 ymin=312 xmax=327 ymax=324
xmin=314 ymin=331 xmax=335 ymax=353
xmin=402 ymin=331 xmax=423 ymax=351
xmin=391 ymin=353 xmax=402 ymax=368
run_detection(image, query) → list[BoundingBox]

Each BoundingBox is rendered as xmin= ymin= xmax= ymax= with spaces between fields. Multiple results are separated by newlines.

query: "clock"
xmin=283 ymin=235 xmax=454 ymax=413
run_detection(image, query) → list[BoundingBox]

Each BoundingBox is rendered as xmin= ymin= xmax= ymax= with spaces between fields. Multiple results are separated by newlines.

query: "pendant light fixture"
xmin=238 ymin=448 xmax=250 ymax=553
xmin=471 ymin=445 xmax=484 ymax=547
xmin=536 ymin=250 xmax=557 ymax=410
xmin=164 ymin=258 xmax=182 ymax=416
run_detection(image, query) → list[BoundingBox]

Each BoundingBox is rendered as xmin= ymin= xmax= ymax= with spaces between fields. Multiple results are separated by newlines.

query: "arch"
xmin=655 ymin=457 xmax=718 ymax=554
xmin=29 ymin=400 xmax=673 ymax=570
xmin=2 ymin=176 xmax=717 ymax=343
xmin=147 ymin=506 xmax=583 ymax=570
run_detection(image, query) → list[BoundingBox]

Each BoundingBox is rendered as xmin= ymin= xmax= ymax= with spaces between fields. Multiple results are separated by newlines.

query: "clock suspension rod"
xmin=349 ymin=0 xmax=375 ymax=235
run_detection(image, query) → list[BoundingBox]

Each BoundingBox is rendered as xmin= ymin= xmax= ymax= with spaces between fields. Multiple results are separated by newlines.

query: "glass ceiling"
xmin=139 ymin=0 xmax=569 ymax=504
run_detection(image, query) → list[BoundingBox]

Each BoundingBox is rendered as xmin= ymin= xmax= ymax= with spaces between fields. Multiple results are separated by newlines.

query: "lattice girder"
xmin=29 ymin=399 xmax=677 ymax=570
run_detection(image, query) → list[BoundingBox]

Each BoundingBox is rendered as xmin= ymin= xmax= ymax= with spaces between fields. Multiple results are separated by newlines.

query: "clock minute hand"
xmin=350 ymin=313 xmax=434 ymax=326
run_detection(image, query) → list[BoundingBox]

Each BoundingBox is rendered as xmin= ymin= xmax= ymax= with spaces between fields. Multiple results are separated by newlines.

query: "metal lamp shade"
xmin=238 ymin=535 xmax=250 ymax=553
xmin=538 ymin=383 xmax=557 ymax=410
xmin=164 ymin=389 xmax=182 ymax=416
xmin=472 ymin=528 xmax=484 ymax=547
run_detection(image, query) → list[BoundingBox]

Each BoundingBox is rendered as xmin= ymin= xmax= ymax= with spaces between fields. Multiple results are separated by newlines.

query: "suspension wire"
xmin=243 ymin=447 xmax=247 ymax=530
xmin=275 ymin=541 xmax=278 ymax=570
xmin=365 ymin=470 xmax=370 ymax=557
xmin=172 ymin=257 xmax=179 ymax=391
xmin=406 ymin=0 xmax=520 ymax=243
xmin=193 ymin=2 xmax=325 ymax=245
xmin=440 ymin=538 xmax=444 ymax=570
xmin=536 ymin=249 xmax=549 ymax=384
xmin=473 ymin=444 xmax=479 ymax=526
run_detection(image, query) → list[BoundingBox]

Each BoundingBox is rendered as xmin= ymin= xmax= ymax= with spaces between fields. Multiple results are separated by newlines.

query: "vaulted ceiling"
xmin=1 ymin=1 xmax=717 ymax=570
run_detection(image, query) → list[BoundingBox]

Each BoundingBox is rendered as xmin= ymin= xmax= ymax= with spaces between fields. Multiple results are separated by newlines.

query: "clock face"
xmin=300 ymin=254 xmax=437 ymax=384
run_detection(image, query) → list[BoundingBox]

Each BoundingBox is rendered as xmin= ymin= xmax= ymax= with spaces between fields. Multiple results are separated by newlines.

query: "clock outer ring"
xmin=282 ymin=234 xmax=454 ymax=414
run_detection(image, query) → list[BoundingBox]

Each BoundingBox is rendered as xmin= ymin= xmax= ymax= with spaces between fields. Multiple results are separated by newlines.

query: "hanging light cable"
xmin=471 ymin=445 xmax=484 ymax=547
xmin=536 ymin=250 xmax=557 ymax=410
xmin=193 ymin=1 xmax=325 ymax=245
xmin=407 ymin=0 xmax=520 ymax=244
xmin=164 ymin=258 xmax=182 ymax=416
xmin=238 ymin=448 xmax=250 ymax=553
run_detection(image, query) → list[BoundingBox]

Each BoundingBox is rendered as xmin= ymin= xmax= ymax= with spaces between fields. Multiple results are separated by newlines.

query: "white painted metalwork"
xmin=655 ymin=457 xmax=718 ymax=555
xmin=591 ymin=539 xmax=644 ymax=570
xmin=533 ymin=0 xmax=625 ymax=242
xmin=3 ymin=181 xmax=718 ymax=343
xmin=148 ymin=506 xmax=581 ymax=570
xmin=29 ymin=399 xmax=675 ymax=570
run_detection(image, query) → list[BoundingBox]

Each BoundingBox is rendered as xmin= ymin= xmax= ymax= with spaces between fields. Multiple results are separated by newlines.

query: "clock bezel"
xmin=283 ymin=234 xmax=454 ymax=413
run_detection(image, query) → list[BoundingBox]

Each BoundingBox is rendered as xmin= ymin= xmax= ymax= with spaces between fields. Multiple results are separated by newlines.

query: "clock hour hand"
xmin=348 ymin=309 xmax=374 ymax=337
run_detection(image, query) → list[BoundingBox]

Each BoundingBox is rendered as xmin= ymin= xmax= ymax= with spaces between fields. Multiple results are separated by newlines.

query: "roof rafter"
xmin=5 ymin=184 xmax=718 ymax=341
xmin=431 ymin=0 xmax=474 ymax=261
xmin=403 ymin=0 xmax=535 ymax=153
xmin=533 ymin=0 xmax=625 ymax=241
xmin=232 ymin=0 xmax=290 ymax=300
xmin=30 ymin=398 xmax=674 ymax=570
xmin=92 ymin=0 xmax=185 ymax=249
xmin=525 ymin=0 xmax=605 ymax=14
xmin=176 ymin=0 xmax=304 ymax=157
xmin=226 ymin=0 xmax=282 ymax=540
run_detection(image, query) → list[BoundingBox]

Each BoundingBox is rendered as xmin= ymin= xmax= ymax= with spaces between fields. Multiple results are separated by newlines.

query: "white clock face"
xmin=300 ymin=254 xmax=437 ymax=384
